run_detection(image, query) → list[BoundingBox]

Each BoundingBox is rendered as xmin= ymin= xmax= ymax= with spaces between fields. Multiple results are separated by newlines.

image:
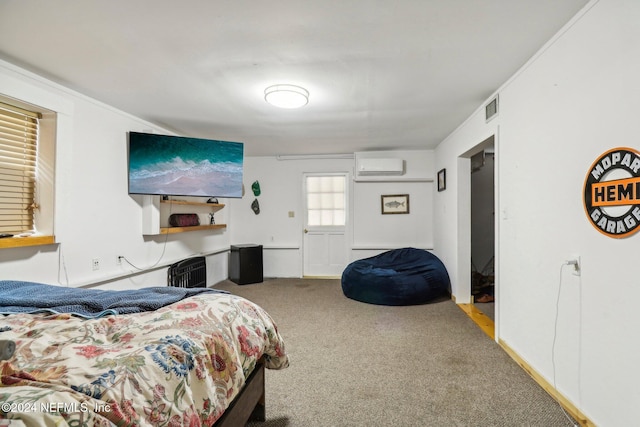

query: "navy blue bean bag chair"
xmin=341 ymin=247 xmax=450 ymax=305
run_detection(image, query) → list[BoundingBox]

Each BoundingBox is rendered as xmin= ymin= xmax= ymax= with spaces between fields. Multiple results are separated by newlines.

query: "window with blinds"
xmin=0 ymin=102 xmax=40 ymax=234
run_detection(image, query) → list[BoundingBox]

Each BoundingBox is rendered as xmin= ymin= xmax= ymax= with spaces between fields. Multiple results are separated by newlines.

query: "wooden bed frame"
xmin=214 ymin=358 xmax=266 ymax=426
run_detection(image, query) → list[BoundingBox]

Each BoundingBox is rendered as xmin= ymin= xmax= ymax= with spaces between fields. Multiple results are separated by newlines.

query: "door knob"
xmin=304 ymin=228 xmax=308 ymax=233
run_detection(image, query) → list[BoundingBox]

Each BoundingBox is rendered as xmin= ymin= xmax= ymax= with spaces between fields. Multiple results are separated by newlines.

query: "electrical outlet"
xmin=92 ymin=258 xmax=100 ymax=271
xmin=569 ymin=255 xmax=581 ymax=276
xmin=116 ymin=256 xmax=123 ymax=265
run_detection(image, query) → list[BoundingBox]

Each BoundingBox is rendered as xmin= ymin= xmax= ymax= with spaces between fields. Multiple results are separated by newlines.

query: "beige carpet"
xmin=215 ymin=278 xmax=576 ymax=427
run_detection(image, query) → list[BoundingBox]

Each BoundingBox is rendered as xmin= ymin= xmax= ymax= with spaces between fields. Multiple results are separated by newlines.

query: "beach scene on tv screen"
xmin=128 ymin=133 xmax=244 ymax=197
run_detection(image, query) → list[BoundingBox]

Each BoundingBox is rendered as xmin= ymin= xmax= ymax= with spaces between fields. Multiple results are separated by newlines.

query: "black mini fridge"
xmin=229 ymin=244 xmax=263 ymax=285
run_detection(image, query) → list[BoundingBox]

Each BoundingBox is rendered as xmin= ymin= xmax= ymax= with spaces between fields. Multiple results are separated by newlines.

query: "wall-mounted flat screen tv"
xmin=128 ymin=132 xmax=244 ymax=198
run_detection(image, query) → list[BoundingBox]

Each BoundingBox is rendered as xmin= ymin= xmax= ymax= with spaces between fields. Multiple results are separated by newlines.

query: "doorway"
xmin=457 ymin=133 xmax=498 ymax=339
xmin=302 ymin=173 xmax=349 ymax=277
xmin=471 ymin=147 xmax=495 ymax=320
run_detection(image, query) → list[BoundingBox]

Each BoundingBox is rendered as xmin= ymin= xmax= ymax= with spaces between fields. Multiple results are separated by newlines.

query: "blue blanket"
xmin=0 ymin=280 xmax=228 ymax=319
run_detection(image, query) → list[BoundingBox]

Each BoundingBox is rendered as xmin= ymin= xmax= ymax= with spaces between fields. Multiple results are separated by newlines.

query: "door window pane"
xmin=306 ymin=175 xmax=346 ymax=226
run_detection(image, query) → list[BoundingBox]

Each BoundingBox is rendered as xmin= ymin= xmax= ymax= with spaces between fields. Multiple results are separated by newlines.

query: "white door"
xmin=303 ymin=173 xmax=348 ymax=277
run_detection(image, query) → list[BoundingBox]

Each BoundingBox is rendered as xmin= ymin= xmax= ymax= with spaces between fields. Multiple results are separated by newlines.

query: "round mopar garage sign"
xmin=583 ymin=147 xmax=640 ymax=238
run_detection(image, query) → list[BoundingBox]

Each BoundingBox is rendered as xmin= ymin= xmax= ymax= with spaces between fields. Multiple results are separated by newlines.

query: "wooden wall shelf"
xmin=142 ymin=196 xmax=227 ymax=235
xmin=160 ymin=200 xmax=225 ymax=210
xmin=159 ymin=224 xmax=227 ymax=234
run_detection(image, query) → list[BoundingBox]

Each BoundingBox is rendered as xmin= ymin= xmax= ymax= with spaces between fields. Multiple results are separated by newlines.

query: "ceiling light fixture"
xmin=264 ymin=84 xmax=309 ymax=109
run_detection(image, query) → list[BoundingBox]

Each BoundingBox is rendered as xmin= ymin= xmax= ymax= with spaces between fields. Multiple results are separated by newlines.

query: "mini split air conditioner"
xmin=356 ymin=158 xmax=404 ymax=176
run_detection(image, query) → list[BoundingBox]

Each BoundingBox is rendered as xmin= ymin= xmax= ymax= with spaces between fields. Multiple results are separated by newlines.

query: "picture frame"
xmin=381 ymin=194 xmax=409 ymax=214
xmin=437 ymin=168 xmax=446 ymax=192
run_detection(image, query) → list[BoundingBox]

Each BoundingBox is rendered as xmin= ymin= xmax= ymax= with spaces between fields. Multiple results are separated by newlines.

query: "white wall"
xmin=0 ymin=61 xmax=231 ymax=289
xmin=434 ymin=0 xmax=639 ymax=425
xmin=229 ymin=151 xmax=434 ymax=277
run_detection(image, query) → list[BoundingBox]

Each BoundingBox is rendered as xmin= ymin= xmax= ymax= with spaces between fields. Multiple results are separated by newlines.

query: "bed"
xmin=0 ymin=281 xmax=288 ymax=426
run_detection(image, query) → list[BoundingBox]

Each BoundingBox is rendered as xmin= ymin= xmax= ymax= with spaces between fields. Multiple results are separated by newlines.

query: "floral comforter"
xmin=0 ymin=292 xmax=288 ymax=426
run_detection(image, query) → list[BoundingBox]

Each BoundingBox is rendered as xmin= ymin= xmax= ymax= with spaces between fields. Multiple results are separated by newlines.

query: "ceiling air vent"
xmin=357 ymin=158 xmax=404 ymax=176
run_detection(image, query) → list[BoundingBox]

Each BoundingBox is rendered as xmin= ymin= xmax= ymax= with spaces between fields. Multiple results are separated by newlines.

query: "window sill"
xmin=0 ymin=235 xmax=56 ymax=249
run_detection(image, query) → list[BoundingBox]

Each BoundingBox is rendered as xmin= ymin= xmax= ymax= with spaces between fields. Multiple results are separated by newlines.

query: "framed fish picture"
xmin=381 ymin=194 xmax=409 ymax=214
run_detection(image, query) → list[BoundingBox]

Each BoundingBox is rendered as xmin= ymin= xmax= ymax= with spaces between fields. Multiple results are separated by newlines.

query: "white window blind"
xmin=0 ymin=102 xmax=39 ymax=234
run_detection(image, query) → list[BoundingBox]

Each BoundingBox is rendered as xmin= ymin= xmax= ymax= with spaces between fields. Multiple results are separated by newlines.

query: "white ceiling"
xmin=0 ymin=1 xmax=588 ymax=156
